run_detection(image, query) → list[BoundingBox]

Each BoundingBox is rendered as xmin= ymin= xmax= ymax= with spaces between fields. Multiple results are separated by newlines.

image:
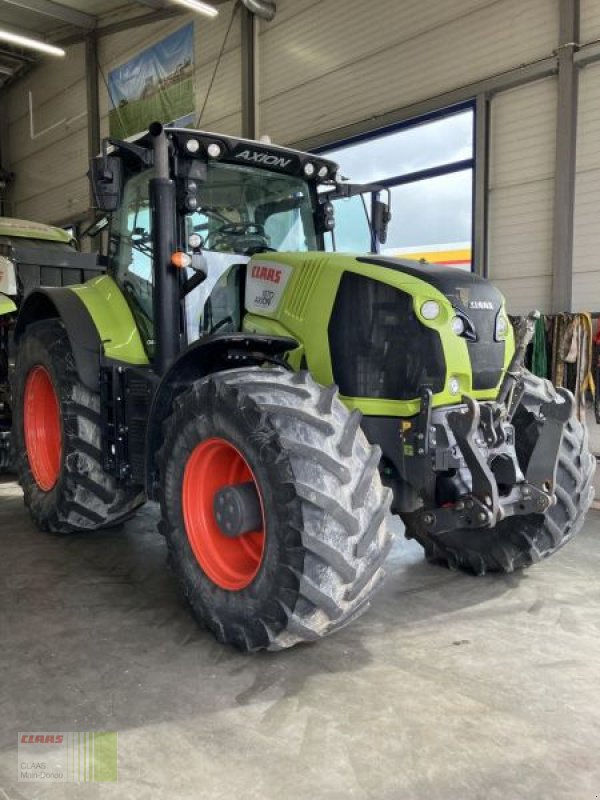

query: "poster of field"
xmin=108 ymin=23 xmax=194 ymax=138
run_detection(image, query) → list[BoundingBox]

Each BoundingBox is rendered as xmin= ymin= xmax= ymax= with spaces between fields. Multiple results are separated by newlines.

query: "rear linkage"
xmin=405 ymin=311 xmax=574 ymax=538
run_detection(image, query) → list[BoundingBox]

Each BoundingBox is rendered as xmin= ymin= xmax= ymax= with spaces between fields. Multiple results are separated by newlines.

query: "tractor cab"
xmin=91 ymin=124 xmax=388 ymax=362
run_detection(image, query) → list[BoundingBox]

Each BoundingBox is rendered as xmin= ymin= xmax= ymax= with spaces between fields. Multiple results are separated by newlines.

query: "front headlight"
xmin=451 ymin=315 xmax=465 ymax=336
xmin=495 ymin=311 xmax=509 ymax=340
xmin=420 ymin=300 xmax=440 ymax=320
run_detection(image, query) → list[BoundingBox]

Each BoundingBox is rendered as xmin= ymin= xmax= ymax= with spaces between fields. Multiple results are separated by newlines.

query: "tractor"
xmin=0 ymin=217 xmax=101 ymax=470
xmin=6 ymin=122 xmax=595 ymax=651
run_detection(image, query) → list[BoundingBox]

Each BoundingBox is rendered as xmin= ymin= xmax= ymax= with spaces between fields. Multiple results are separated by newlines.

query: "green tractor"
xmin=7 ymin=123 xmax=594 ymax=650
xmin=0 ymin=217 xmax=101 ymax=470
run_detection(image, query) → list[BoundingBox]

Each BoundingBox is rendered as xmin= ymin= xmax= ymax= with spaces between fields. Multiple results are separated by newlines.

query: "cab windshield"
xmin=185 ymin=160 xmax=318 ymax=255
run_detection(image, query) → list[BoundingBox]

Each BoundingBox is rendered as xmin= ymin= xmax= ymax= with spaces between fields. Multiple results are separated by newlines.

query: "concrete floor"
xmin=1 ymin=470 xmax=600 ymax=800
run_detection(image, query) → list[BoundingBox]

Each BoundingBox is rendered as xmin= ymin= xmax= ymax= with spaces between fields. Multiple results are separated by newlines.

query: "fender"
xmin=0 ymin=292 xmax=17 ymax=316
xmin=145 ymin=333 xmax=297 ymax=497
xmin=14 ymin=288 xmax=102 ymax=392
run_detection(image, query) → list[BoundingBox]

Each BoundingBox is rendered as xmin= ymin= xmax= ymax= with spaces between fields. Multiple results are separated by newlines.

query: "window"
xmin=186 ymin=161 xmax=318 ymax=255
xmin=319 ymin=105 xmax=474 ymax=270
xmin=108 ymin=168 xmax=155 ymax=352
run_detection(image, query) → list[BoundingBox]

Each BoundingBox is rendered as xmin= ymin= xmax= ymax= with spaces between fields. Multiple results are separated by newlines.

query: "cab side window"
xmin=109 ymin=170 xmax=155 ymax=353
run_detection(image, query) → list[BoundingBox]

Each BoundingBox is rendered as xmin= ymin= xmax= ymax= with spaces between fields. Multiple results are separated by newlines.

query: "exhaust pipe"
xmin=240 ymin=0 xmax=276 ymax=21
xmin=149 ymin=121 xmax=180 ymax=375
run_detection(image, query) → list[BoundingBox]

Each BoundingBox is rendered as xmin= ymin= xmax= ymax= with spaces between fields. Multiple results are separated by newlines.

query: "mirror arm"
xmin=329 ymin=180 xmax=387 ymax=200
xmin=181 ymin=270 xmax=207 ymax=298
xmin=103 ymin=137 xmax=153 ymax=167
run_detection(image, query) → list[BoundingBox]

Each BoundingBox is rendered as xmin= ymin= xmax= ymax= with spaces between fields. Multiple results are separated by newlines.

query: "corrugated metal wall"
xmin=487 ymin=78 xmax=557 ymax=314
xmin=262 ymin=0 xmax=557 ymax=146
xmin=4 ymin=42 xmax=88 ymax=224
xmin=573 ymin=52 xmax=600 ymax=310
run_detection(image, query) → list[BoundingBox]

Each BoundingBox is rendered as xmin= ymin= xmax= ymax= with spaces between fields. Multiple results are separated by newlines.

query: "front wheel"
xmin=158 ymin=368 xmax=393 ymax=651
xmin=407 ymin=372 xmax=595 ymax=574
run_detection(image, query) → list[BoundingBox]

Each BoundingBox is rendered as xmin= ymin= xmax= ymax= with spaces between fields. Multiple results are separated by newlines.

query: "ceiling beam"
xmin=0 ymin=0 xmax=97 ymax=30
xmin=57 ymin=7 xmax=184 ymax=45
xmin=132 ymin=0 xmax=167 ymax=8
xmin=55 ymin=1 xmax=231 ymax=47
xmin=0 ymin=46 xmax=37 ymax=63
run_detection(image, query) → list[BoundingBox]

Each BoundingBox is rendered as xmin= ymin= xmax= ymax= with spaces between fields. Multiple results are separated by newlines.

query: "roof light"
xmin=170 ymin=0 xmax=219 ymax=17
xmin=318 ymin=165 xmax=329 ymax=179
xmin=207 ymin=142 xmax=222 ymax=158
xmin=303 ymin=162 xmax=316 ymax=177
xmin=0 ymin=29 xmax=65 ymax=57
xmin=185 ymin=138 xmax=200 ymax=154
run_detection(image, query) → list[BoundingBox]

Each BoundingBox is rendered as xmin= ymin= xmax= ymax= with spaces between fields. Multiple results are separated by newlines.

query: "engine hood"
xmin=356 ymin=256 xmax=504 ymax=317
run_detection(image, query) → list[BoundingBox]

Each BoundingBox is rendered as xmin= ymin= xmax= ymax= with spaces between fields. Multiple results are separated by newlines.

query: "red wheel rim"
xmin=23 ymin=365 xmax=62 ymax=492
xmin=182 ymin=437 xmax=266 ymax=591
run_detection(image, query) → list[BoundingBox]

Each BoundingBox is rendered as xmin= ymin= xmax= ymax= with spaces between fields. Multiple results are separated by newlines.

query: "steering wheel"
xmin=205 ymin=222 xmax=273 ymax=254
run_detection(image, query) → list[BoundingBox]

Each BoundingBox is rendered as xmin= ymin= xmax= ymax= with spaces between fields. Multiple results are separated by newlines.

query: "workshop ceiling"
xmin=0 ymin=1 xmax=204 ymax=88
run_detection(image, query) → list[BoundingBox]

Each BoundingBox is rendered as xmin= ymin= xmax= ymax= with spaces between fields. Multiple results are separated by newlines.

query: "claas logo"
xmin=21 ymin=734 xmax=64 ymax=744
xmin=251 ymin=265 xmax=282 ymax=284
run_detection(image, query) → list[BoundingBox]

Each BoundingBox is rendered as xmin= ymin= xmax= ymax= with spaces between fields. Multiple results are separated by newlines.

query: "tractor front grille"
xmin=328 ymin=271 xmax=445 ymax=400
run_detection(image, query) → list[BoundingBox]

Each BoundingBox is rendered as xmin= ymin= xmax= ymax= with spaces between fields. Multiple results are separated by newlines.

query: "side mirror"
xmin=89 ymin=154 xmax=122 ymax=212
xmin=372 ymin=195 xmax=391 ymax=245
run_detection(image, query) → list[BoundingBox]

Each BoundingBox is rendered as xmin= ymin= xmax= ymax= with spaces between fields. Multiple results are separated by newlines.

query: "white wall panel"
xmin=581 ymin=0 xmax=600 ymax=44
xmin=4 ymin=43 xmax=87 ymax=224
xmin=260 ymin=0 xmax=557 ymax=145
xmin=487 ymin=78 xmax=557 ymax=315
xmin=573 ymin=62 xmax=600 ymax=311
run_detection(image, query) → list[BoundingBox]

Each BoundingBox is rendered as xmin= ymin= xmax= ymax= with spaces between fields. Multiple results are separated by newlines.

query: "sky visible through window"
xmin=321 ymin=109 xmax=474 ymax=263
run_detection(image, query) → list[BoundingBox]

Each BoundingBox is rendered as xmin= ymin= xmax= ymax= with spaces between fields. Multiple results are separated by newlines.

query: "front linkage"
xmin=405 ymin=311 xmax=574 ymax=539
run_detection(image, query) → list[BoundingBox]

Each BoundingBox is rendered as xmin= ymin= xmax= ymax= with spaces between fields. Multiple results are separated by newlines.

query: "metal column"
xmin=85 ymin=32 xmax=100 ymax=205
xmin=241 ymin=4 xmax=259 ymax=139
xmin=473 ymin=93 xmax=490 ymax=277
xmin=551 ymin=0 xmax=579 ymax=312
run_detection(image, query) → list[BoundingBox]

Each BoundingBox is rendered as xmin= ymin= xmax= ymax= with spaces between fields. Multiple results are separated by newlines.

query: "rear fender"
xmin=145 ymin=333 xmax=297 ymax=498
xmin=15 ymin=288 xmax=102 ymax=391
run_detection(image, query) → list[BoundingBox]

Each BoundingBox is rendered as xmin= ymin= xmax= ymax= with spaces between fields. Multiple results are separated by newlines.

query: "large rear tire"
xmin=407 ymin=372 xmax=595 ymax=575
xmin=158 ymin=368 xmax=393 ymax=651
xmin=13 ymin=319 xmax=145 ymax=532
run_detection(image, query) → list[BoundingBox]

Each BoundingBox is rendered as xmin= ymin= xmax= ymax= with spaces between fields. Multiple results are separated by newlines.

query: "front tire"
xmin=13 ymin=319 xmax=145 ymax=532
xmin=407 ymin=372 xmax=595 ymax=575
xmin=158 ymin=368 xmax=393 ymax=651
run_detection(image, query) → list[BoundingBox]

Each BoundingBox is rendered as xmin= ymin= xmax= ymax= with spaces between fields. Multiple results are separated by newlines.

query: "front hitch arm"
xmin=524 ymin=387 xmax=573 ymax=494
xmin=447 ymin=395 xmax=499 ymax=520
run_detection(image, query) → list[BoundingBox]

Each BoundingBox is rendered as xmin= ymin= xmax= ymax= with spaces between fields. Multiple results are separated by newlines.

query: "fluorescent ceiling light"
xmin=0 ymin=29 xmax=65 ymax=57
xmin=171 ymin=0 xmax=219 ymax=17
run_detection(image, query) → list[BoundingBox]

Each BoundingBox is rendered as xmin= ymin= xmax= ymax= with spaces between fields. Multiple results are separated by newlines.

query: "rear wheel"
xmin=407 ymin=372 xmax=595 ymax=574
xmin=13 ymin=319 xmax=145 ymax=532
xmin=158 ymin=368 xmax=393 ymax=651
